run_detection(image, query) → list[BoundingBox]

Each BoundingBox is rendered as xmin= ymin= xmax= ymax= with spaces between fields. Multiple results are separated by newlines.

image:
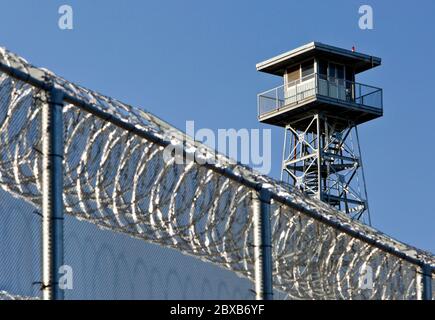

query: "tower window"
xmin=345 ymin=67 xmax=354 ymax=82
xmin=301 ymin=60 xmax=314 ymax=79
xmin=318 ymin=60 xmax=328 ymax=76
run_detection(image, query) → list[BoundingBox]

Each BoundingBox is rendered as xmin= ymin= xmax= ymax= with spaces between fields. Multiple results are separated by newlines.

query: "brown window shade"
xmin=286 ymin=66 xmax=300 ymax=83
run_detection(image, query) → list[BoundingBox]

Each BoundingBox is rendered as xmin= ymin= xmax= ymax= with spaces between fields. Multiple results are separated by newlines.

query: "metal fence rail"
xmin=0 ymin=46 xmax=434 ymax=300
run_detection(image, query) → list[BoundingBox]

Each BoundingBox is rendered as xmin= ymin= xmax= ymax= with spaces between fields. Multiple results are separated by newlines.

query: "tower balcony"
xmin=257 ymin=73 xmax=383 ymax=129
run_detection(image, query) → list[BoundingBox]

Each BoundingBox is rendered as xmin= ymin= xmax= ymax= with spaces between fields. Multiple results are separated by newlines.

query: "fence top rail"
xmin=0 ymin=46 xmax=433 ymax=271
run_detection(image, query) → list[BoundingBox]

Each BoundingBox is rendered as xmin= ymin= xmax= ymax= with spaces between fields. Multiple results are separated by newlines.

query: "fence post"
xmin=41 ymin=86 xmax=65 ymax=300
xmin=421 ymin=264 xmax=433 ymax=300
xmin=252 ymin=188 xmax=273 ymax=300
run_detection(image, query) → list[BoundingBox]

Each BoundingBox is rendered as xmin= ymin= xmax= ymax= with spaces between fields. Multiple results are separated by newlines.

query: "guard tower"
xmin=257 ymin=42 xmax=383 ymax=224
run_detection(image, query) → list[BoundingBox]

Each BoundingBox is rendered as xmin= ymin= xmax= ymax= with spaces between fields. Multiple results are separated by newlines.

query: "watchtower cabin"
xmin=256 ymin=42 xmax=383 ymax=223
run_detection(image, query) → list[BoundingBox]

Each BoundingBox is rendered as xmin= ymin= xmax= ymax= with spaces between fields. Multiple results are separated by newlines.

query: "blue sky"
xmin=1 ymin=0 xmax=434 ymax=253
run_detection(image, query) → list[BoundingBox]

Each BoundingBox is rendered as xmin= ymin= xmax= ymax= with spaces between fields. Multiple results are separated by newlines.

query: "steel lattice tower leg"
xmin=281 ymin=113 xmax=371 ymax=224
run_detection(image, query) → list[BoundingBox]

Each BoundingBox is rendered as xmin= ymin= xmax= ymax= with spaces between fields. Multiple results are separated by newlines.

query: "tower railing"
xmin=257 ymin=73 xmax=383 ymax=118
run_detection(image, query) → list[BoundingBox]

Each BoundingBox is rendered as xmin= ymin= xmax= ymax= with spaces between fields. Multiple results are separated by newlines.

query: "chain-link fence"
xmin=0 ymin=73 xmax=43 ymax=299
xmin=0 ymin=46 xmax=434 ymax=300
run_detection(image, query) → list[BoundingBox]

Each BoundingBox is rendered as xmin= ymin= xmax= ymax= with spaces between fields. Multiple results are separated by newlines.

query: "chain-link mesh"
xmin=0 ymin=72 xmax=43 ymax=298
xmin=270 ymin=200 xmax=420 ymax=299
xmin=0 ymin=46 xmax=434 ymax=300
xmin=64 ymin=215 xmax=254 ymax=299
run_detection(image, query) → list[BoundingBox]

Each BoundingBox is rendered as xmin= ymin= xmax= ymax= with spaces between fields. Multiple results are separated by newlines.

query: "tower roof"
xmin=256 ymin=42 xmax=381 ymax=76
